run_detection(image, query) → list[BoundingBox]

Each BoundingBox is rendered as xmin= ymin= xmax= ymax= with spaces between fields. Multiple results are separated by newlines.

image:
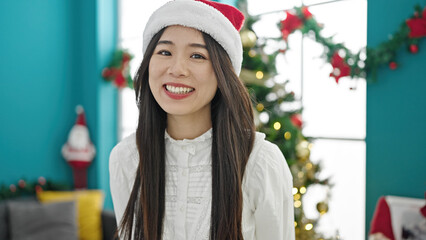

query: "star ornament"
xmin=406 ymin=7 xmax=426 ymax=38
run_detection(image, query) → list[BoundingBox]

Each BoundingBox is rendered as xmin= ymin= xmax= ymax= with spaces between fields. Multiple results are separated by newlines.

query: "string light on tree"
xmin=317 ymin=201 xmax=329 ymax=215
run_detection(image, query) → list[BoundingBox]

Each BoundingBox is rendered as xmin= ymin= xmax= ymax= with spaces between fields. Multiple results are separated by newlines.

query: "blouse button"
xmin=182 ymin=170 xmax=187 ymax=177
xmin=180 ymin=206 xmax=185 ymax=212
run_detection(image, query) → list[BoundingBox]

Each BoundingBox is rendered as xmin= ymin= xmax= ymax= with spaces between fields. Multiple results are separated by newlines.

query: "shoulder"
xmin=244 ymin=131 xmax=293 ymax=189
xmin=109 ymin=132 xmax=139 ymax=171
xmin=247 ymin=132 xmax=290 ymax=176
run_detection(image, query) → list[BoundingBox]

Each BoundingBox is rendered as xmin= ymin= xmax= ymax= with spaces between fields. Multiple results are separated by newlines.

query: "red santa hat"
xmin=75 ymin=105 xmax=86 ymax=126
xmin=143 ymin=0 xmax=245 ymax=75
xmin=369 ymin=195 xmax=426 ymax=240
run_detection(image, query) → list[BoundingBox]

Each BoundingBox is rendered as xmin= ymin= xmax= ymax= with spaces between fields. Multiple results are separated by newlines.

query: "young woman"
xmin=109 ymin=0 xmax=295 ymax=239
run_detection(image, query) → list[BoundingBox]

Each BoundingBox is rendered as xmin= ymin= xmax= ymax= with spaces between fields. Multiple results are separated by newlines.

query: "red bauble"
xmin=389 ymin=62 xmax=398 ymax=70
xmin=409 ymin=44 xmax=419 ymax=53
xmin=291 ymin=114 xmax=303 ymax=129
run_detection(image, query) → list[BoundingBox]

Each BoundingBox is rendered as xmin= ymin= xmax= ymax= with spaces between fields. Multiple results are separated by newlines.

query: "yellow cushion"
xmin=37 ymin=190 xmax=104 ymax=240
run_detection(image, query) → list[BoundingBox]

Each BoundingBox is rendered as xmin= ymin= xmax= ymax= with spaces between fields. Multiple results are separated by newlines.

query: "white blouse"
xmin=109 ymin=129 xmax=295 ymax=240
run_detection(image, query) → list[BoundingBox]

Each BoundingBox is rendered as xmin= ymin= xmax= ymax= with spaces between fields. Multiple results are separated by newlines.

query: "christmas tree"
xmin=237 ymin=0 xmax=333 ymax=239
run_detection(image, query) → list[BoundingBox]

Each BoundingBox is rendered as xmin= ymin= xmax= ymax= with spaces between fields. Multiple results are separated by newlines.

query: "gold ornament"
xmin=304 ymin=162 xmax=316 ymax=180
xmin=256 ymin=103 xmax=264 ymax=112
xmin=240 ymin=29 xmax=257 ymax=48
xmin=316 ymin=201 xmax=329 ymax=215
xmin=284 ymin=131 xmax=292 ymax=140
xmin=256 ymin=71 xmax=264 ymax=80
xmin=296 ymin=140 xmax=310 ymax=160
xmin=248 ymin=49 xmax=257 ymax=57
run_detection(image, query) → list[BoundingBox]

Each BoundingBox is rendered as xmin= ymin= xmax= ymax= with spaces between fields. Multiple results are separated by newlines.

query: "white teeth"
xmin=165 ymin=85 xmax=194 ymax=94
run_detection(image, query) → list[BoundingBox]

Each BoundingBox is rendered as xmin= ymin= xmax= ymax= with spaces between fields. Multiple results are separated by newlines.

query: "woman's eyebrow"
xmin=157 ymin=40 xmax=173 ymax=45
xmin=189 ymin=43 xmax=207 ymax=49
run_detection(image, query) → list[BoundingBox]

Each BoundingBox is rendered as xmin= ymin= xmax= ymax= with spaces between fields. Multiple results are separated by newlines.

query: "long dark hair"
xmin=117 ymin=27 xmax=255 ymax=240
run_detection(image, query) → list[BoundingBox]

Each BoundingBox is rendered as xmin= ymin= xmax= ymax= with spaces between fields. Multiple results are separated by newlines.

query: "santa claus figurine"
xmin=62 ymin=105 xmax=96 ymax=189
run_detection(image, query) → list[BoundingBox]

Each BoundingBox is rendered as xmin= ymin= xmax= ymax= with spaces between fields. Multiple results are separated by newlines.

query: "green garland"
xmin=102 ymin=49 xmax=134 ymax=89
xmin=0 ymin=177 xmax=71 ymax=201
xmin=277 ymin=4 xmax=426 ymax=83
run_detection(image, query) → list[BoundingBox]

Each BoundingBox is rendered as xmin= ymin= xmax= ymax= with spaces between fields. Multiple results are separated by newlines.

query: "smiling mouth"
xmin=164 ymin=84 xmax=195 ymax=94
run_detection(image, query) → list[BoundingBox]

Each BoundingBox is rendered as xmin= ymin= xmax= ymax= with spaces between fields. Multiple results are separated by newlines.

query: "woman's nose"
xmin=168 ymin=56 xmax=189 ymax=77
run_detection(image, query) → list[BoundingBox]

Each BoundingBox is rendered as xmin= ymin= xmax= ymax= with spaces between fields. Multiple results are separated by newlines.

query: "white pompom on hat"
xmin=143 ymin=0 xmax=245 ymax=75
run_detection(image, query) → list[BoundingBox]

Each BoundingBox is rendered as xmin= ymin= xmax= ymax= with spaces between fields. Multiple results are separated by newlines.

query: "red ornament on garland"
xmin=389 ymin=61 xmax=398 ymax=70
xmin=329 ymin=52 xmax=351 ymax=83
xmin=406 ymin=7 xmax=426 ymax=38
xmin=18 ymin=180 xmax=26 ymax=188
xmin=9 ymin=184 xmax=16 ymax=193
xmin=409 ymin=44 xmax=419 ymax=53
xmin=281 ymin=11 xmax=303 ymax=41
xmin=102 ymin=50 xmax=133 ymax=88
xmin=301 ymin=7 xmax=313 ymax=19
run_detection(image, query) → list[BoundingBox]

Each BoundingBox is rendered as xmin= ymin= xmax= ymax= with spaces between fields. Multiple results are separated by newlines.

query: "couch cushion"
xmin=37 ymin=190 xmax=104 ymax=240
xmin=0 ymin=201 xmax=8 ymax=240
xmin=0 ymin=196 xmax=38 ymax=240
xmin=8 ymin=200 xmax=78 ymax=240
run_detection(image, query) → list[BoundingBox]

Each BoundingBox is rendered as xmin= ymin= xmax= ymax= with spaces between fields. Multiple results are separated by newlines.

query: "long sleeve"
xmin=109 ymin=133 xmax=138 ymax=227
xmin=244 ymin=138 xmax=295 ymax=240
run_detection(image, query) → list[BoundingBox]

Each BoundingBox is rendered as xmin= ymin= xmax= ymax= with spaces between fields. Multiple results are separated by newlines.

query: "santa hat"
xmin=75 ymin=105 xmax=86 ymax=126
xmin=369 ymin=195 xmax=426 ymax=240
xmin=143 ymin=0 xmax=245 ymax=75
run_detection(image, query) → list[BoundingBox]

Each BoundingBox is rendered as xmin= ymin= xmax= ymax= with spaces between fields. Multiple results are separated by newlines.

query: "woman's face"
xmin=148 ymin=25 xmax=218 ymax=120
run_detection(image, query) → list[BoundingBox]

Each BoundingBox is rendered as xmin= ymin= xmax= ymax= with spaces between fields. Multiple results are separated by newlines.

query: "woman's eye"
xmin=157 ymin=50 xmax=171 ymax=56
xmin=191 ymin=53 xmax=206 ymax=59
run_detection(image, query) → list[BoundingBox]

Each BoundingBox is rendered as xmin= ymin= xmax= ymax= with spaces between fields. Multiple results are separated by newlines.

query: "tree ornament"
xmin=62 ymin=105 xmax=96 ymax=189
xmin=389 ymin=61 xmax=398 ymax=70
xmin=256 ymin=103 xmax=264 ymax=112
xmin=409 ymin=44 xmax=419 ymax=53
xmin=284 ymin=131 xmax=292 ymax=140
xmin=316 ymin=201 xmax=329 ymax=215
xmin=296 ymin=140 xmax=311 ymax=160
xmin=240 ymin=29 xmax=257 ymax=48
xmin=291 ymin=113 xmax=303 ymax=129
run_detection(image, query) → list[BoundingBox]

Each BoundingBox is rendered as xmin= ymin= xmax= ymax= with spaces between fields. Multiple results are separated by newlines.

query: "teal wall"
xmin=366 ymin=0 xmax=426 ymax=235
xmin=0 ymin=0 xmax=118 ymax=210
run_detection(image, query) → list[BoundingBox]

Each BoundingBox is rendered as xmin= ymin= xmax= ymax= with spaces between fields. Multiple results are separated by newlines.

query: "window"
xmin=119 ymin=0 xmax=366 ymax=238
xmin=118 ymin=0 xmax=170 ymax=139
xmin=249 ymin=0 xmax=366 ymax=238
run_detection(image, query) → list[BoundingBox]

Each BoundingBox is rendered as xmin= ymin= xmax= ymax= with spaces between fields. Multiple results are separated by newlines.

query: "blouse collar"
xmin=164 ymin=128 xmax=213 ymax=145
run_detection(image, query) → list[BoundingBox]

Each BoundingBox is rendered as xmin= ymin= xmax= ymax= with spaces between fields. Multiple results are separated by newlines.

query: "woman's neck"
xmin=166 ymin=113 xmax=212 ymax=140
